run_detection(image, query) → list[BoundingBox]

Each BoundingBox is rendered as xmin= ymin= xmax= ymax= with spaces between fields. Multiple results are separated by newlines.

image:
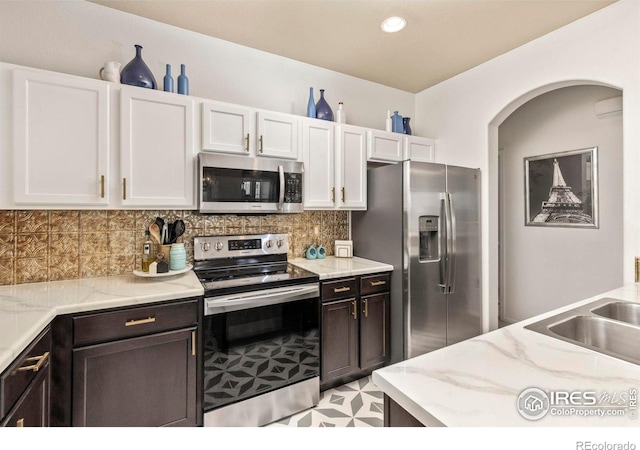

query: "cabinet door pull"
xmin=125 ymin=317 xmax=156 ymax=327
xmin=15 ymin=351 xmax=49 ymax=373
xmin=331 ymin=187 xmax=336 ymax=203
xmin=259 ymin=135 xmax=264 ymax=153
xmin=333 ymin=286 xmax=351 ymax=293
xmin=351 ymin=300 xmax=357 ymax=320
xmin=16 ymin=418 xmax=24 ymax=427
xmin=122 ymin=178 xmax=127 ymax=200
xmin=100 ymin=175 xmax=105 ymax=198
xmin=245 ymin=133 xmax=250 ymax=152
xmin=191 ymin=330 xmax=196 ymax=356
xmin=370 ymin=280 xmax=386 ymax=287
xmin=341 ymin=187 xmax=345 ymax=203
xmin=363 ymin=299 xmax=369 ymax=318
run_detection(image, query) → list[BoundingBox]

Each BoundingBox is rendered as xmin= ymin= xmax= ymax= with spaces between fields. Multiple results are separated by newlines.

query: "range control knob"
xmin=214 ymin=241 xmax=224 ymax=251
xmin=265 ymin=239 xmax=274 ymax=249
xmin=276 ymin=239 xmax=284 ymax=248
xmin=201 ymin=242 xmax=211 ymax=252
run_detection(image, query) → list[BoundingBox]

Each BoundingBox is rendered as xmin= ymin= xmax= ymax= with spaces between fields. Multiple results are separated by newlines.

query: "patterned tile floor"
xmin=267 ymin=376 xmax=384 ymax=427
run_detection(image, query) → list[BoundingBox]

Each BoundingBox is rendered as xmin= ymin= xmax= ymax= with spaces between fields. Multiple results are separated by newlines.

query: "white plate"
xmin=133 ymin=264 xmax=193 ymax=278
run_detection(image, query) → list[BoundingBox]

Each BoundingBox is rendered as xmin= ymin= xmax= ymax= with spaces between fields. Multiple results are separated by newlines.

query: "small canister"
xmin=169 ymin=243 xmax=187 ymax=270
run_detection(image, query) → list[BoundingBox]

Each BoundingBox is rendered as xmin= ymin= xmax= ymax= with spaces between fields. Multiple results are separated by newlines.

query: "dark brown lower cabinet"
xmin=321 ymin=273 xmax=390 ymax=389
xmin=73 ymin=328 xmax=197 ymax=427
xmin=1 ymin=359 xmax=50 ymax=427
xmin=384 ymin=394 xmax=425 ymax=427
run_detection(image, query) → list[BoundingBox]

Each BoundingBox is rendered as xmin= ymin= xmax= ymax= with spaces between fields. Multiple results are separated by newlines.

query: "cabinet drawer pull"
xmin=245 ymin=133 xmax=250 ymax=152
xmin=15 ymin=351 xmax=49 ymax=373
xmin=370 ymin=280 xmax=386 ymax=287
xmin=191 ymin=330 xmax=196 ymax=356
xmin=333 ymin=286 xmax=351 ymax=293
xmin=125 ymin=317 xmax=156 ymax=327
xmin=363 ymin=298 xmax=369 ymax=318
xmin=100 ymin=175 xmax=105 ymax=198
xmin=16 ymin=418 xmax=24 ymax=428
xmin=351 ymin=300 xmax=357 ymax=320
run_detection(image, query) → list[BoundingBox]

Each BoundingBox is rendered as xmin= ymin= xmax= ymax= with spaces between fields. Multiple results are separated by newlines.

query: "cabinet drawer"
xmin=1 ymin=327 xmax=51 ymax=419
xmin=73 ymin=299 xmax=198 ymax=347
xmin=360 ymin=273 xmax=391 ymax=296
xmin=321 ymin=278 xmax=357 ymax=302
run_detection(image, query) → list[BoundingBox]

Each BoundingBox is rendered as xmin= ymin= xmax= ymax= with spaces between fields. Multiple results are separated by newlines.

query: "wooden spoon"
xmin=148 ymin=223 xmax=162 ymax=245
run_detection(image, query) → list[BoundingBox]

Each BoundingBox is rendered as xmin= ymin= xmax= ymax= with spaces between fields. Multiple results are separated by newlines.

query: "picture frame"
xmin=524 ymin=147 xmax=598 ymax=228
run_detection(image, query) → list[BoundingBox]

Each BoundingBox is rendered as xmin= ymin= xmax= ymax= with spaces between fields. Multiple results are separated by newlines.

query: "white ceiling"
xmin=91 ymin=0 xmax=616 ymax=93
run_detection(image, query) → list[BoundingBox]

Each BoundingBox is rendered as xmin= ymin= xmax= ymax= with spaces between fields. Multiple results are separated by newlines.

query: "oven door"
xmin=202 ymin=283 xmax=320 ymax=416
xmin=198 ymin=153 xmax=303 ymax=214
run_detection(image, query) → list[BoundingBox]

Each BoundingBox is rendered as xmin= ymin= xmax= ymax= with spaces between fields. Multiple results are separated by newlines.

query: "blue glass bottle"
xmin=315 ymin=89 xmax=334 ymax=121
xmin=307 ymin=87 xmax=316 ymax=118
xmin=392 ymin=111 xmax=403 ymax=133
xmin=163 ymin=64 xmax=174 ymax=93
xmin=120 ymin=44 xmax=156 ymax=89
xmin=177 ymin=64 xmax=189 ymax=95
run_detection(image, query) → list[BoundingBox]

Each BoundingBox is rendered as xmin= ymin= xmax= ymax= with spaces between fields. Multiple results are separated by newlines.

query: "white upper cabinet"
xmin=336 ymin=125 xmax=367 ymax=210
xmin=367 ymin=129 xmax=404 ymax=163
xmin=13 ymin=69 xmax=110 ymax=205
xmin=201 ymin=101 xmax=299 ymax=159
xmin=404 ymin=135 xmax=435 ymax=162
xmin=201 ymin=101 xmax=252 ymax=155
xmin=301 ymin=118 xmax=335 ymax=209
xmin=120 ymin=87 xmax=195 ymax=208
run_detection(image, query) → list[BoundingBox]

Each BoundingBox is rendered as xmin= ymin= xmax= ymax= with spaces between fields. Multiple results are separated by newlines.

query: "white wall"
xmin=0 ymin=1 xmax=413 ymax=130
xmin=499 ymin=85 xmax=623 ymax=323
xmin=414 ymin=0 xmax=640 ymax=330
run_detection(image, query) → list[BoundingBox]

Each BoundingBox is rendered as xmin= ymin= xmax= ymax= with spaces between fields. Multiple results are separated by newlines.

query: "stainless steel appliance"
xmin=352 ymin=161 xmax=482 ymax=362
xmin=194 ymin=233 xmax=320 ymax=427
xmin=198 ymin=153 xmax=304 ymax=214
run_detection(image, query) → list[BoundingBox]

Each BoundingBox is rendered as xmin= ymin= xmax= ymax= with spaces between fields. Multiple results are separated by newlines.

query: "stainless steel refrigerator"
xmin=352 ymin=161 xmax=482 ymax=362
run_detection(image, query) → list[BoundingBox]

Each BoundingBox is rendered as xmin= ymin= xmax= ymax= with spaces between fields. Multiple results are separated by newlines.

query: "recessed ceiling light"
xmin=381 ymin=16 xmax=407 ymax=33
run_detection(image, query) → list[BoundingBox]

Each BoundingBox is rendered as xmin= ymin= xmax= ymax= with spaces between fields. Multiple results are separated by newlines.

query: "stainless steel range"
xmin=194 ymin=233 xmax=320 ymax=427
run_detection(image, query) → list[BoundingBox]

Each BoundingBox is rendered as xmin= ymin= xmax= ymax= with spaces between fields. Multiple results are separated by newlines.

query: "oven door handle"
xmin=205 ymin=283 xmax=319 ymax=315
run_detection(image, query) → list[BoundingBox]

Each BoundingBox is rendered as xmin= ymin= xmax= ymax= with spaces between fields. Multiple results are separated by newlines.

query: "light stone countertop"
xmin=0 ymin=271 xmax=204 ymax=374
xmin=372 ymin=284 xmax=640 ymax=427
xmin=290 ymin=256 xmax=394 ymax=279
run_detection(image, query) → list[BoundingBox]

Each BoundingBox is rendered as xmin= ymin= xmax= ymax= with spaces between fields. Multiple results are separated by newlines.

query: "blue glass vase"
xmin=315 ymin=89 xmax=333 ymax=121
xmin=392 ymin=111 xmax=403 ymax=133
xmin=403 ymin=117 xmax=412 ymax=135
xmin=177 ymin=64 xmax=189 ymax=95
xmin=120 ymin=44 xmax=156 ymax=89
xmin=307 ymin=87 xmax=316 ymax=118
xmin=163 ymin=64 xmax=174 ymax=93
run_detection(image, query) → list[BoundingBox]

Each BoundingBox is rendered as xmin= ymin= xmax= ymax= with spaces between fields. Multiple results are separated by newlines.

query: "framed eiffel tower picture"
xmin=524 ymin=147 xmax=599 ymax=228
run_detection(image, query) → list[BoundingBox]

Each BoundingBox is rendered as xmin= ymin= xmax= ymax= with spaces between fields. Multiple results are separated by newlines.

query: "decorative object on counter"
xmin=305 ymin=245 xmax=317 ymax=260
xmin=307 ymin=87 xmax=316 ymax=118
xmin=403 ymin=117 xmax=412 ymax=135
xmin=141 ymin=229 xmax=155 ymax=272
xmin=392 ymin=111 xmax=403 ymax=133
xmin=336 ymin=102 xmax=346 ymax=124
xmin=120 ymin=44 xmax=157 ymax=89
xmin=156 ymin=254 xmax=170 ymax=273
xmin=99 ymin=61 xmax=121 ymax=83
xmin=334 ymin=240 xmax=353 ymax=258
xmin=315 ymin=89 xmax=334 ymax=121
xmin=385 ymin=110 xmax=392 ymax=132
xmin=163 ymin=64 xmax=174 ymax=92
xmin=177 ymin=64 xmax=189 ymax=95
xmin=148 ymin=261 xmax=158 ymax=275
xmin=169 ymin=243 xmax=187 ymax=271
xmin=316 ymin=245 xmax=326 ymax=259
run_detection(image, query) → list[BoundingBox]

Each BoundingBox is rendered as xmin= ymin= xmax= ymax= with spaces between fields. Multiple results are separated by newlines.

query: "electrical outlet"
xmin=313 ymin=225 xmax=320 ymax=236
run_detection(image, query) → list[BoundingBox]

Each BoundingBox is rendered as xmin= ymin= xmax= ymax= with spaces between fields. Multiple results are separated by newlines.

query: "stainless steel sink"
xmin=525 ymin=298 xmax=640 ymax=366
xmin=591 ymin=301 xmax=640 ymax=326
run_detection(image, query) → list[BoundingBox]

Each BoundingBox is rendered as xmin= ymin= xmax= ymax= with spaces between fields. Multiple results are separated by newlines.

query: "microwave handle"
xmin=278 ymin=165 xmax=285 ymax=210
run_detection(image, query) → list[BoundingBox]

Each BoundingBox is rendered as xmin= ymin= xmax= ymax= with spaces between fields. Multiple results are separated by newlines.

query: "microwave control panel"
xmin=284 ymin=173 xmax=303 ymax=204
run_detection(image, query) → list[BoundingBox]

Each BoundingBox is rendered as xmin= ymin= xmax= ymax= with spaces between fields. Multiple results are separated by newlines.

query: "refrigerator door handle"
xmin=438 ymin=195 xmax=448 ymax=293
xmin=447 ymin=192 xmax=457 ymax=294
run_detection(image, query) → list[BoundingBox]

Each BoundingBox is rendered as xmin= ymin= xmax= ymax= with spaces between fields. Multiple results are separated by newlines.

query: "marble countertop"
xmin=0 ymin=271 xmax=204 ymax=374
xmin=373 ymin=284 xmax=640 ymax=427
xmin=290 ymin=256 xmax=393 ymax=280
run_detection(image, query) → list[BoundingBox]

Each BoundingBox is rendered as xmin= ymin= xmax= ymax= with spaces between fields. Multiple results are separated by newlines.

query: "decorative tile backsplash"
xmin=0 ymin=210 xmax=349 ymax=286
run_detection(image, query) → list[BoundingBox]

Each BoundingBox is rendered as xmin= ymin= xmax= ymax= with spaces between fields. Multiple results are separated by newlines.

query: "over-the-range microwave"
xmin=198 ymin=153 xmax=304 ymax=214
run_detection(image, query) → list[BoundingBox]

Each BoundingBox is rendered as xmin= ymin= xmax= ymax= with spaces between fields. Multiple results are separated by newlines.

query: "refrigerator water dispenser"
xmin=419 ymin=215 xmax=440 ymax=262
